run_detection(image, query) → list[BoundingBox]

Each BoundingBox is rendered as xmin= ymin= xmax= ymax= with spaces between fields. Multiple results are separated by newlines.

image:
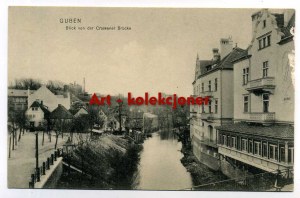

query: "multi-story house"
xmin=26 ymin=100 xmax=50 ymax=128
xmin=191 ymin=37 xmax=247 ymax=170
xmin=216 ymin=9 xmax=295 ymax=179
xmin=8 ymin=89 xmax=35 ymax=115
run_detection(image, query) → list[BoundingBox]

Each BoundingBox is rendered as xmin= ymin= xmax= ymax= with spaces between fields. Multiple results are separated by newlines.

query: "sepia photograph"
xmin=6 ymin=6 xmax=295 ymax=192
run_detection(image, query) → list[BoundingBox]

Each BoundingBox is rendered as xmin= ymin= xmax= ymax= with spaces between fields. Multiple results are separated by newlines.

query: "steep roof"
xmin=216 ymin=122 xmax=294 ymax=140
xmin=278 ymin=12 xmax=295 ymax=44
xmin=198 ymin=47 xmax=247 ymax=78
xmin=29 ymin=101 xmax=51 ymax=117
xmin=50 ymin=104 xmax=74 ymax=119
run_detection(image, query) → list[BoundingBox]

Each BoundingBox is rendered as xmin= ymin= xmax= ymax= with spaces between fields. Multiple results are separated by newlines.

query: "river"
xmin=133 ymin=129 xmax=193 ymax=190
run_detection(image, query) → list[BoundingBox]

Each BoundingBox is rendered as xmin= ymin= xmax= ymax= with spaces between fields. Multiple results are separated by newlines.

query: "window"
xmin=201 ymin=83 xmax=204 ymax=93
xmin=259 ymin=39 xmax=262 ymax=49
xmin=267 ymin=35 xmax=271 ymax=46
xmin=242 ymin=139 xmax=248 ymax=151
xmin=215 ymin=99 xmax=218 ymax=113
xmin=243 ymin=67 xmax=249 ymax=84
xmin=258 ymin=34 xmax=271 ymax=50
xmin=254 ymin=141 xmax=261 ymax=155
xmin=227 ymin=135 xmax=230 ymax=147
xmin=263 ymin=20 xmax=266 ymax=28
xmin=244 ymin=95 xmax=249 ymax=112
xmin=208 ymin=100 xmax=212 ymax=113
xmin=202 ymin=103 xmax=205 ymax=113
xmin=249 ymin=140 xmax=253 ymax=153
xmin=214 ymin=78 xmax=218 ymax=91
xmin=232 ymin=137 xmax=236 ymax=149
xmin=223 ymin=135 xmax=227 ymax=146
xmin=280 ymin=147 xmax=285 ymax=162
xmin=32 ymin=107 xmax=34 ymax=111
xmin=16 ymin=104 xmax=22 ymax=111
xmin=263 ymin=94 xmax=269 ymax=113
xmin=263 ymin=143 xmax=268 ymax=157
xmin=263 ymin=61 xmax=269 ymax=78
xmin=208 ymin=81 xmax=211 ymax=92
xmin=269 ymin=144 xmax=278 ymax=161
xmin=288 ymin=148 xmax=294 ymax=163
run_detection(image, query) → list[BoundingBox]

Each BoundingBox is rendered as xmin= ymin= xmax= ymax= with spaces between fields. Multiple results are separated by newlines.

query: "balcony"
xmin=246 ymin=77 xmax=275 ymax=94
xmin=199 ymin=113 xmax=214 ymax=121
xmin=245 ymin=112 xmax=275 ymax=123
xmin=203 ymin=90 xmax=214 ymax=98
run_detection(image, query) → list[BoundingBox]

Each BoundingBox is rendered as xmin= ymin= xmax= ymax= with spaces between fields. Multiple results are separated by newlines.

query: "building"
xmin=216 ymin=9 xmax=294 ymax=178
xmin=8 ymin=89 xmax=35 ymax=114
xmin=28 ymin=85 xmax=70 ymax=112
xmin=73 ymin=107 xmax=88 ymax=118
xmin=50 ymin=104 xmax=74 ymax=125
xmin=191 ymin=37 xmax=247 ymax=170
xmin=25 ymin=100 xmax=50 ymax=128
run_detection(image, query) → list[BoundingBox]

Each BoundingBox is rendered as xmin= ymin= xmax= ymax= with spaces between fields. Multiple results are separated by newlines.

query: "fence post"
xmin=47 ymin=158 xmax=50 ymax=170
xmin=36 ymin=168 xmax=40 ymax=182
xmin=42 ymin=162 xmax=46 ymax=175
xmin=51 ymin=154 xmax=54 ymax=165
xmin=31 ymin=174 xmax=35 ymax=184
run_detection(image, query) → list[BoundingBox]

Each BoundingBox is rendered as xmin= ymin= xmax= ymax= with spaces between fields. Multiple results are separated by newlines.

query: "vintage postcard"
xmin=7 ymin=6 xmax=295 ymax=192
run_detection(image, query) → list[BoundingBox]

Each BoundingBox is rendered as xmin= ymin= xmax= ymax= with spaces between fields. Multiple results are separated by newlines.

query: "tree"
xmin=87 ymin=106 xmax=103 ymax=135
xmin=143 ymin=117 xmax=153 ymax=134
xmin=8 ymin=111 xmax=22 ymax=151
xmin=52 ymin=119 xmax=73 ymax=149
xmin=15 ymin=111 xmax=28 ymax=142
xmin=9 ymin=78 xmax=42 ymax=90
xmin=72 ymin=114 xmax=90 ymax=133
xmin=46 ymin=80 xmax=65 ymax=94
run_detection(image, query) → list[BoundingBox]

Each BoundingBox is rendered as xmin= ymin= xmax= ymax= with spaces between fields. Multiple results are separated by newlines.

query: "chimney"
xmin=220 ymin=37 xmax=233 ymax=59
xmin=212 ymin=48 xmax=220 ymax=61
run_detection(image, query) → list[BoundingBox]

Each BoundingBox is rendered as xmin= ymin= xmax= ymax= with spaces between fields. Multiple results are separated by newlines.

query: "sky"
xmin=8 ymin=7 xmax=257 ymax=96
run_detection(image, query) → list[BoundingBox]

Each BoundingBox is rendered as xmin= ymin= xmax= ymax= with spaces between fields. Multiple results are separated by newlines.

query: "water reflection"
xmin=133 ymin=129 xmax=193 ymax=190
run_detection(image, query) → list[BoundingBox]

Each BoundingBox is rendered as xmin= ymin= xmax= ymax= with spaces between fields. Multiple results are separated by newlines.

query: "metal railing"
xmin=29 ymin=148 xmax=63 ymax=188
xmin=181 ymin=168 xmax=293 ymax=191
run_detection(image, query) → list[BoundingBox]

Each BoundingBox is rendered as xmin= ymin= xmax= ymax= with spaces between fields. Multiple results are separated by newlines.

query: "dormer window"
xmin=206 ymin=65 xmax=212 ymax=71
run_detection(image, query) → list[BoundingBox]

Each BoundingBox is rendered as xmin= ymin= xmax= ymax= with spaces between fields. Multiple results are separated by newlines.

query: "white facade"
xmin=233 ymin=9 xmax=294 ymax=124
xmin=26 ymin=106 xmax=46 ymax=127
xmin=28 ymin=85 xmax=70 ymax=112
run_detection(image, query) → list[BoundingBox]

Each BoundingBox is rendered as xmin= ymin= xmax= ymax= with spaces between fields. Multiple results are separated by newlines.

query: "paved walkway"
xmin=8 ymin=131 xmax=68 ymax=188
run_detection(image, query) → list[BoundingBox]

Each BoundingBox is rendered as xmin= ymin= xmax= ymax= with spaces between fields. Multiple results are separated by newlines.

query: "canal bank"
xmin=180 ymin=146 xmax=227 ymax=190
xmin=56 ymin=134 xmax=142 ymax=189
